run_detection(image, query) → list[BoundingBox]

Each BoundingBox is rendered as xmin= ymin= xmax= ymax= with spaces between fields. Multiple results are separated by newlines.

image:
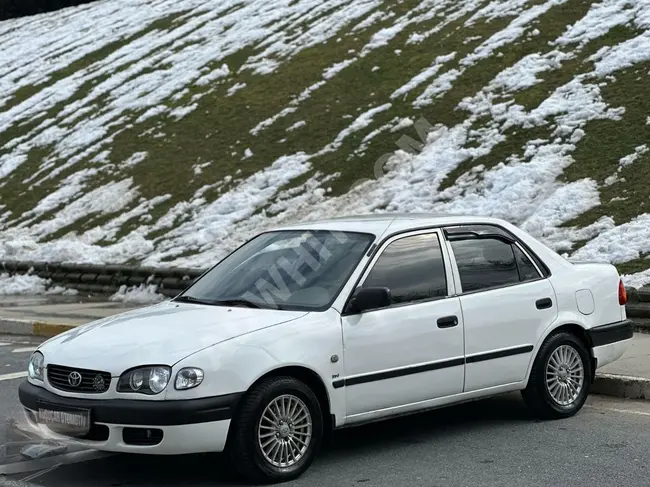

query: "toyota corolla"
xmin=19 ymin=213 xmax=633 ymax=483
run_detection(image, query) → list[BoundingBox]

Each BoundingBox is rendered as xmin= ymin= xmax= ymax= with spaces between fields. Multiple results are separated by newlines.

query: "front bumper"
xmin=19 ymin=381 xmax=243 ymax=454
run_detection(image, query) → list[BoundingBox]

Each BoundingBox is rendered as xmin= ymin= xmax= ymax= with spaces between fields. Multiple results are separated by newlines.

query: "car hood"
xmin=38 ymin=300 xmax=309 ymax=375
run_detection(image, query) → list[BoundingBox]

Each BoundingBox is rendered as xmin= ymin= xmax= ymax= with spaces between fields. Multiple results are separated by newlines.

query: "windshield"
xmin=177 ymin=230 xmax=375 ymax=311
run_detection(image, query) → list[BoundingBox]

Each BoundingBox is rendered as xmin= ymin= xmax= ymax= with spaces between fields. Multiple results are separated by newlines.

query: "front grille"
xmin=47 ymin=364 xmax=112 ymax=393
xmin=122 ymin=427 xmax=163 ymax=446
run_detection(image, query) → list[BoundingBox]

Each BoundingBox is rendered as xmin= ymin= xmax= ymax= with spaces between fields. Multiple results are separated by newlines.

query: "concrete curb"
xmin=633 ymin=319 xmax=650 ymax=334
xmin=0 ymin=318 xmax=76 ymax=338
xmin=591 ymin=373 xmax=650 ymax=400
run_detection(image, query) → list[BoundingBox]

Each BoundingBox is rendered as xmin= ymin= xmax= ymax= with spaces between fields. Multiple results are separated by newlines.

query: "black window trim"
xmin=341 ymin=229 xmax=452 ymax=316
xmin=340 ymin=221 xmax=551 ymax=314
xmin=512 ymin=241 xmax=543 ymax=282
xmin=445 ymin=233 xmax=546 ymax=297
xmin=442 ymin=224 xmax=550 ymax=278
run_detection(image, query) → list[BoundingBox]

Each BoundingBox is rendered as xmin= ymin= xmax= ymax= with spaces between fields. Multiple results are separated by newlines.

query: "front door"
xmin=340 ymin=230 xmax=465 ymax=418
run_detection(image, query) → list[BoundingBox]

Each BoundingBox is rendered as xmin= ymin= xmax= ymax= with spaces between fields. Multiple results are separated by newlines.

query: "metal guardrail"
xmin=0 ymin=261 xmax=206 ymax=298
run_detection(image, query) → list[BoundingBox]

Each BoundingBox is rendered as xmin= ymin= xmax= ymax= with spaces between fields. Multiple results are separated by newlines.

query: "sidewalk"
xmin=0 ymin=295 xmax=648 ymax=399
xmin=592 ymin=332 xmax=650 ymax=400
xmin=0 ymin=295 xmax=140 ymax=336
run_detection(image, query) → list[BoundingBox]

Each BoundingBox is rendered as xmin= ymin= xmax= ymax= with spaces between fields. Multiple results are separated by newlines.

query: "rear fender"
xmin=522 ymin=313 xmax=593 ymax=386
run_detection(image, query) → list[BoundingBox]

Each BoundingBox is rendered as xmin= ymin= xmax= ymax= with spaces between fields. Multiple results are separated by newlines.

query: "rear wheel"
xmin=522 ymin=331 xmax=592 ymax=419
xmin=228 ymin=376 xmax=324 ymax=484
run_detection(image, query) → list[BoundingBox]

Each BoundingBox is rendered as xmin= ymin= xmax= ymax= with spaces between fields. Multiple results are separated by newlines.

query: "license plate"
xmin=36 ymin=403 xmax=90 ymax=436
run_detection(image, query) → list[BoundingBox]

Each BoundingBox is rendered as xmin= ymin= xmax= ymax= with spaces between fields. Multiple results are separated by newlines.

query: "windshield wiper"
xmin=176 ymin=295 xmax=286 ymax=310
xmin=211 ymin=298 xmax=263 ymax=309
xmin=174 ymin=295 xmax=220 ymax=306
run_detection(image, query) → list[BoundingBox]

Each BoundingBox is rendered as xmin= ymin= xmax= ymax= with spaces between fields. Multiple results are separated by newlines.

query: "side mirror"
xmin=348 ymin=287 xmax=391 ymax=313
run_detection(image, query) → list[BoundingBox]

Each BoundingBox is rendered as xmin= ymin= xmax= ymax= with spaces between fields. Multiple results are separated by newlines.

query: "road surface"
xmin=1 ymin=334 xmax=650 ymax=487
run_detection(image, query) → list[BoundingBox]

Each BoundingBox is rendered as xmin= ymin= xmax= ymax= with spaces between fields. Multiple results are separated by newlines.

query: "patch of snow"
xmin=462 ymin=0 xmax=567 ymax=66
xmin=463 ymin=35 xmax=483 ymax=44
xmin=591 ymin=31 xmax=650 ymax=77
xmin=2 ymin=0 xmax=650 ymax=280
xmin=413 ymin=69 xmax=462 ymax=106
xmin=571 ymin=213 xmax=650 ymax=264
xmin=193 ymin=162 xmax=211 ymax=175
xmin=120 ymin=151 xmax=148 ymax=169
xmin=136 ymin=105 xmax=167 ymax=124
xmin=555 ymin=0 xmax=642 ymax=47
xmin=489 ymin=50 xmax=574 ymax=92
xmin=321 ymin=103 xmax=392 ymax=154
xmin=227 ymin=82 xmax=247 ymax=96
xmin=391 ymin=53 xmax=457 ymax=99
xmin=406 ymin=0 xmax=484 ymax=45
xmin=5 ymin=178 xmax=139 ymax=241
xmin=141 ymin=153 xmax=313 ymax=267
xmin=360 ymin=117 xmax=400 ymax=144
xmin=622 ymin=268 xmax=650 ymax=289
xmin=110 ymin=283 xmax=166 ymax=304
xmin=0 ymin=273 xmax=77 ymax=295
xmin=415 ymin=0 xmax=569 ymax=106
xmin=619 ymin=144 xmax=648 ymax=166
xmin=390 ymin=117 xmax=415 ymax=132
xmin=323 ymin=58 xmax=357 ymax=79
xmin=465 ymin=0 xmax=531 ymax=25
xmin=287 ymin=120 xmax=307 ymax=132
xmin=169 ymin=104 xmax=198 ymax=120
xmin=195 ymin=63 xmax=230 ymax=86
xmin=352 ymin=10 xmax=389 ymax=31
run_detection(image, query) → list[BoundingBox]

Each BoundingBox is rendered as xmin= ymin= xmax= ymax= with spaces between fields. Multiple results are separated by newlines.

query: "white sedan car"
xmin=20 ymin=214 xmax=632 ymax=483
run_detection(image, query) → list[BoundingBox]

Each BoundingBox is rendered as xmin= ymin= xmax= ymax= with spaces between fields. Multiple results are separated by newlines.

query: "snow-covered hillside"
xmin=2 ymin=0 xmax=650 ymax=286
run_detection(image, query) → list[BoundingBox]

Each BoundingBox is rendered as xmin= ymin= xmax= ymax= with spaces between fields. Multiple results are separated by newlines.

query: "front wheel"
xmin=522 ymin=331 xmax=592 ymax=420
xmin=228 ymin=376 xmax=324 ymax=484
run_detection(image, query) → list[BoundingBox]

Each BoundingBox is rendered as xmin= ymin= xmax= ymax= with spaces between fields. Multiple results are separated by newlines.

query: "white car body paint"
xmin=19 ymin=214 xmax=631 ymax=455
xmin=37 ymin=304 xmax=309 ymax=378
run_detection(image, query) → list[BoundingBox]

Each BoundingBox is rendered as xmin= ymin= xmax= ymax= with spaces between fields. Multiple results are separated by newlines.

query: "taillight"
xmin=618 ymin=279 xmax=628 ymax=306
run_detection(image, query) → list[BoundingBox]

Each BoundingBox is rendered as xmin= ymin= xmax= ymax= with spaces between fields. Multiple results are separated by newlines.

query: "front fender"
xmin=164 ymin=310 xmax=346 ymax=424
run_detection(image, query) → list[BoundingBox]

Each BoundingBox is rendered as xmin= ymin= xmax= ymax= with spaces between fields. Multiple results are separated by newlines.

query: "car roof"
xmin=271 ymin=213 xmax=511 ymax=237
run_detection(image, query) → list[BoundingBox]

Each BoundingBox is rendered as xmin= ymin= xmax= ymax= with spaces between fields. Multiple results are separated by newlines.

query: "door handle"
xmin=437 ymin=315 xmax=458 ymax=328
xmin=536 ymin=298 xmax=553 ymax=310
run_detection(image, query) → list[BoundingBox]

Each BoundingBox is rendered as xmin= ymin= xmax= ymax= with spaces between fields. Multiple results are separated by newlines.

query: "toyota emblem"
xmin=68 ymin=371 xmax=82 ymax=387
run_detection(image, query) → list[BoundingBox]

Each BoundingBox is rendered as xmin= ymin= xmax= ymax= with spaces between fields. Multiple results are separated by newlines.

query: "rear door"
xmin=443 ymin=225 xmax=558 ymax=392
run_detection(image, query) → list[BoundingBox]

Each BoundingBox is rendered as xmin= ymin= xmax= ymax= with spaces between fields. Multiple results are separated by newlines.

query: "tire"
xmin=522 ymin=331 xmax=592 ymax=420
xmin=228 ymin=376 xmax=324 ymax=484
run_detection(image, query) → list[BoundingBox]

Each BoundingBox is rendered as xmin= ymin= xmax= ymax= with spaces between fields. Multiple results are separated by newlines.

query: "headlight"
xmin=117 ymin=366 xmax=171 ymax=395
xmin=28 ymin=352 xmax=44 ymax=381
xmin=175 ymin=367 xmax=204 ymax=390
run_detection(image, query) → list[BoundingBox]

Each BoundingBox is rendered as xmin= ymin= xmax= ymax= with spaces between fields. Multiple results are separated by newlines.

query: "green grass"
xmin=1 ymin=0 xmax=650 ymax=270
xmin=561 ymin=62 xmax=650 ymax=230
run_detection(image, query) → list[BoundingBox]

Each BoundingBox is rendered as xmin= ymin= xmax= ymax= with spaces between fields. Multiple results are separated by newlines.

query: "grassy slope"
xmin=1 ymin=0 xmax=650 ymax=274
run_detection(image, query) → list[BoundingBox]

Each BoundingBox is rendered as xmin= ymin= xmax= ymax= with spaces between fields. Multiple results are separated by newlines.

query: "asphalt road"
xmin=0 ymin=335 xmax=41 ymax=443
xmin=2 ymin=335 xmax=650 ymax=487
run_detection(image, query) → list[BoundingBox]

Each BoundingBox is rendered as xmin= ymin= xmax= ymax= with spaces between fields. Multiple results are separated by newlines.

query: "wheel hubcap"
xmin=546 ymin=344 xmax=584 ymax=406
xmin=258 ymin=394 xmax=312 ymax=468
